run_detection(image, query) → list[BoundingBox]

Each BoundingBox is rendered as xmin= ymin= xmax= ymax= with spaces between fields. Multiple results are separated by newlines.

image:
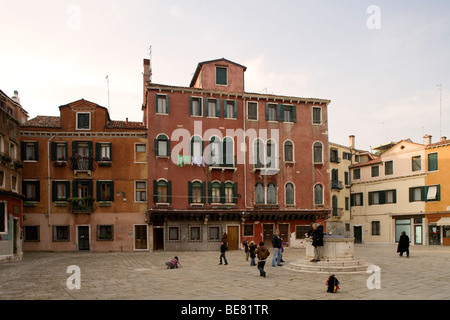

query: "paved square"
xmin=1 ymin=244 xmax=449 ymax=300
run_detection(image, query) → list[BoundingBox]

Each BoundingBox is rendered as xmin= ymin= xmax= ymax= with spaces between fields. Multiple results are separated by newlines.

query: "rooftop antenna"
xmin=106 ymin=75 xmax=111 ymax=112
xmin=437 ymin=83 xmax=443 ymax=138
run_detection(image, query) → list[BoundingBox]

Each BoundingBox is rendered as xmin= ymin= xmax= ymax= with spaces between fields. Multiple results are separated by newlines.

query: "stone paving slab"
xmin=0 ymin=244 xmax=449 ymax=301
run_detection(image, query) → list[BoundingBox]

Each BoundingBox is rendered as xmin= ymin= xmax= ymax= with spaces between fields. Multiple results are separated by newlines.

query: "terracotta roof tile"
xmin=349 ymin=157 xmax=382 ymax=169
xmin=21 ymin=116 xmax=61 ymax=128
xmin=105 ymin=120 xmax=146 ymax=130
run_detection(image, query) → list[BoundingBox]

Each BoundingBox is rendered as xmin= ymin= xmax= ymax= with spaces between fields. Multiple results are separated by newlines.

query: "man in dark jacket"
xmin=310 ymin=223 xmax=324 ymax=262
xmin=219 ymin=241 xmax=228 ymax=265
xmin=397 ymin=231 xmax=410 ymax=258
xmin=272 ymin=229 xmax=283 ymax=267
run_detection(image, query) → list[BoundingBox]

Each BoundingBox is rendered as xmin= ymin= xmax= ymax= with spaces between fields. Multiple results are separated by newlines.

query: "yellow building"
xmin=425 ymin=136 xmax=450 ymax=246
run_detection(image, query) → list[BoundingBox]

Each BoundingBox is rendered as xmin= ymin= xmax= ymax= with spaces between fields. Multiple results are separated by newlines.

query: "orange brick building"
xmin=20 ymin=99 xmax=149 ymax=251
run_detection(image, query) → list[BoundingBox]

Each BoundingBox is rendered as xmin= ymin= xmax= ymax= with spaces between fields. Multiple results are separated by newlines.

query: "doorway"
xmin=354 ymin=226 xmax=362 ymax=243
xmin=135 ymin=225 xmax=148 ymax=250
xmin=153 ymin=227 xmax=164 ymax=251
xmin=13 ymin=218 xmax=19 ymax=254
xmin=263 ymin=224 xmax=274 ymax=247
xmin=77 ymin=226 xmax=90 ymax=251
xmin=278 ymin=223 xmax=289 ymax=247
xmin=227 ymin=226 xmax=239 ymax=250
xmin=429 ymin=225 xmax=441 ymax=245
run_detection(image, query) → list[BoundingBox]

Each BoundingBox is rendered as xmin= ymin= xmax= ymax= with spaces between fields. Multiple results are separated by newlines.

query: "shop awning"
xmin=435 ymin=217 xmax=450 ymax=226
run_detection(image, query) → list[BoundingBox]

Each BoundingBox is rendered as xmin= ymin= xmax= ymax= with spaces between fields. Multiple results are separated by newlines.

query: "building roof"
xmin=105 ymin=120 xmax=147 ymax=130
xmin=349 ymin=157 xmax=382 ymax=169
xmin=426 ymin=139 xmax=450 ymax=149
xmin=189 ymin=58 xmax=248 ymax=88
xmin=21 ymin=116 xmax=61 ymax=128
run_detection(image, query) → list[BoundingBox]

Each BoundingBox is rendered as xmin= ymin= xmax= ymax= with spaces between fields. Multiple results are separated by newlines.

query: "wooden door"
xmin=263 ymin=224 xmax=274 ymax=247
xmin=78 ymin=226 xmax=90 ymax=251
xmin=279 ymin=223 xmax=289 ymax=247
xmin=227 ymin=226 xmax=239 ymax=250
xmin=135 ymin=225 xmax=148 ymax=250
xmin=354 ymin=226 xmax=362 ymax=243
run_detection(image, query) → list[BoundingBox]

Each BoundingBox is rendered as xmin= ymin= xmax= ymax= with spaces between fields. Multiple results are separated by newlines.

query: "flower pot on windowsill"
xmin=98 ymin=201 xmax=112 ymax=207
xmin=54 ymin=160 xmax=67 ymax=167
xmin=98 ymin=160 xmax=112 ymax=167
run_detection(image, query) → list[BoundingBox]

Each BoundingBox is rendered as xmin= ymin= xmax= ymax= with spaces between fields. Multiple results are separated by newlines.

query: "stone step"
xmin=287 ymin=259 xmax=371 ymax=273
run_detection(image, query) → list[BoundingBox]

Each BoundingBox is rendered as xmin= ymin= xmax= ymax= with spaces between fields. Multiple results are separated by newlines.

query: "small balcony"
xmin=67 ymin=197 xmax=96 ymax=213
xmin=70 ymin=156 xmax=95 ymax=174
xmin=331 ymin=207 xmax=344 ymax=218
xmin=331 ymin=180 xmax=344 ymax=190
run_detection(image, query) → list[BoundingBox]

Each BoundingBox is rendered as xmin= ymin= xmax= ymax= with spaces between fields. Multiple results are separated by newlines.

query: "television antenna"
xmin=106 ymin=75 xmax=110 ymax=112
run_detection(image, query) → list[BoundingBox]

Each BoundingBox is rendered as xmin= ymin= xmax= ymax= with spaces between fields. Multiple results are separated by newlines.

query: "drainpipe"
xmin=243 ymin=95 xmax=247 ymax=210
xmin=47 ymin=135 xmax=56 ymax=226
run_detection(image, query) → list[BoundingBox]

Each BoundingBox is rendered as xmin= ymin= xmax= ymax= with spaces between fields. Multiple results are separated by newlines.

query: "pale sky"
xmin=1 ymin=0 xmax=449 ymax=151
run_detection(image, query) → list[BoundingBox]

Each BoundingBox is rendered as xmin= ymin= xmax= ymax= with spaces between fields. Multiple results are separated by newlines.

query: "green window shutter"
xmin=220 ymin=182 xmax=225 ymax=204
xmin=409 ymin=188 xmax=413 ymax=202
xmin=204 ymin=98 xmax=209 ymax=116
xmin=167 ymin=180 xmax=172 ymax=204
xmin=361 ymin=193 xmax=364 ymax=206
xmin=88 ymin=142 xmax=93 ymax=158
xmin=52 ymin=181 xmax=57 ymax=202
xmin=108 ymin=143 xmax=112 ymax=161
xmin=34 ymin=142 xmax=39 ymax=161
xmin=233 ymin=100 xmax=238 ymax=119
xmin=223 ymin=100 xmax=228 ymax=118
xmin=95 ymin=143 xmax=101 ymax=161
xmin=368 ymin=192 xmax=373 ymax=206
xmin=153 ymin=180 xmax=158 ymax=204
xmin=65 ymin=181 xmax=70 ymax=199
xmin=166 ymin=95 xmax=169 ymax=114
xmin=393 ymin=189 xmax=397 ymax=203
xmin=34 ymin=181 xmax=40 ymax=202
xmin=50 ymin=142 xmax=57 ymax=161
xmin=202 ymin=181 xmax=207 ymax=204
xmin=188 ymin=181 xmax=193 ymax=204
xmin=72 ymin=141 xmax=78 ymax=158
xmin=437 ymin=185 xmax=441 ymax=201
xmin=422 ymin=186 xmax=427 ymax=201
xmin=428 ymin=153 xmax=438 ymax=171
xmin=379 ymin=191 xmax=386 ymax=205
xmin=208 ymin=182 xmax=212 ymax=204
xmin=96 ymin=181 xmax=101 ymax=202
xmin=276 ymin=104 xmax=283 ymax=122
xmin=154 ymin=139 xmax=159 ymax=156
xmin=20 ymin=142 xmax=26 ymax=161
xmin=265 ymin=103 xmax=269 ymax=121
xmin=189 ymin=97 xmax=193 ymax=115
xmin=72 ymin=180 xmax=79 ymax=197
xmin=350 ymin=194 xmax=355 ymax=207
xmin=291 ymin=105 xmax=297 ymax=123
xmin=109 ymin=181 xmax=114 ymax=201
xmin=216 ymin=99 xmax=221 ymax=117
xmin=166 ymin=140 xmax=171 ymax=157
xmin=155 ymin=94 xmax=158 ymax=113
xmin=233 ymin=182 xmax=238 ymax=204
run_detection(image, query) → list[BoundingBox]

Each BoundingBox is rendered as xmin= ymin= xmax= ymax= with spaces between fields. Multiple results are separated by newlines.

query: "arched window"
xmin=155 ymin=134 xmax=170 ymax=157
xmin=191 ymin=136 xmax=203 ymax=158
xmin=267 ymin=183 xmax=277 ymax=204
xmin=224 ymin=182 xmax=234 ymax=203
xmin=266 ymin=139 xmax=277 ymax=169
xmin=255 ymin=183 xmax=265 ymax=204
xmin=209 ymin=136 xmax=221 ymax=166
xmin=153 ymin=179 xmax=172 ymax=204
xmin=211 ymin=181 xmax=221 ymax=203
xmin=313 ymin=142 xmax=323 ymax=164
xmin=285 ymin=183 xmax=295 ymax=205
xmin=284 ymin=141 xmax=294 ymax=162
xmin=314 ymin=184 xmax=323 ymax=205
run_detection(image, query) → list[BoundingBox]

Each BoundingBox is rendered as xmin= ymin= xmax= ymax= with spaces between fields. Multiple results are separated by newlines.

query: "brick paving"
xmin=1 ymin=244 xmax=450 ymax=300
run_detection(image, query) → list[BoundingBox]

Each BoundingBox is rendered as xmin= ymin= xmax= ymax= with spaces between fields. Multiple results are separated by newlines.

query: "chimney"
xmin=11 ymin=90 xmax=20 ymax=104
xmin=349 ymin=135 xmax=355 ymax=149
xmin=423 ymin=134 xmax=432 ymax=145
xmin=143 ymin=59 xmax=151 ymax=83
xmin=126 ymin=117 xmax=128 ymax=124
xmin=442 ymin=136 xmax=447 ymax=142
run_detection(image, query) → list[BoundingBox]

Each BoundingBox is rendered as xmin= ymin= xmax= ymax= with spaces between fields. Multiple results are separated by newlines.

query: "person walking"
xmin=272 ymin=229 xmax=283 ymax=266
xmin=219 ymin=241 xmax=228 ymax=265
xmin=397 ymin=231 xmax=410 ymax=258
xmin=255 ymin=241 xmax=270 ymax=277
xmin=310 ymin=223 xmax=324 ymax=262
xmin=248 ymin=241 xmax=257 ymax=266
xmin=243 ymin=239 xmax=249 ymax=261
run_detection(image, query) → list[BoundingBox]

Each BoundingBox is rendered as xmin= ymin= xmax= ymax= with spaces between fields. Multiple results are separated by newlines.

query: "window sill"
xmin=155 ymin=156 xmax=170 ymax=159
xmin=156 ymin=113 xmax=169 ymax=116
xmin=156 ymin=203 xmax=170 ymax=206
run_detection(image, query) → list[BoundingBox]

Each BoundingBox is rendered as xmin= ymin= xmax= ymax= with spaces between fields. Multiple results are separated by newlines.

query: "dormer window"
xmin=77 ymin=112 xmax=90 ymax=130
xmin=215 ymin=67 xmax=228 ymax=86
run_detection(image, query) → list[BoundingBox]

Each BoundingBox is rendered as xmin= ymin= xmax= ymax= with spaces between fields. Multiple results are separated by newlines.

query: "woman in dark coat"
xmin=397 ymin=231 xmax=410 ymax=258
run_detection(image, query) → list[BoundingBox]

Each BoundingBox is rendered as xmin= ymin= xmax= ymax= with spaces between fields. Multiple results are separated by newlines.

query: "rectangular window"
xmin=353 ymin=168 xmax=361 ymax=180
xmin=23 ymin=181 xmax=39 ymax=201
xmin=427 ymin=185 xmax=440 ymax=201
xmin=24 ymin=142 xmax=38 ymax=161
xmin=77 ymin=113 xmax=90 ymax=130
xmin=345 ymin=197 xmax=349 ymax=210
xmin=247 ymin=102 xmax=258 ymax=120
xmin=411 ymin=156 xmax=421 ymax=172
xmin=97 ymin=181 xmax=114 ymax=202
xmin=158 ymin=140 xmax=168 ymax=157
xmin=295 ymin=226 xmax=310 ymax=239
xmin=11 ymin=176 xmax=17 ymax=192
xmin=267 ymin=104 xmax=277 ymax=121
xmin=57 ymin=182 xmax=68 ymax=201
xmin=168 ymin=226 xmax=180 ymax=241
xmin=225 ymin=100 xmax=237 ymax=119
xmin=135 ymin=181 xmax=147 ymax=202
xmin=385 ymin=160 xmax=393 ymax=175
xmin=386 ymin=190 xmax=396 ymax=203
xmin=190 ymin=97 xmax=202 ymax=116
xmin=53 ymin=225 xmax=69 ymax=241
xmin=24 ymin=226 xmax=39 ymax=241
xmin=208 ymin=226 xmax=220 ymax=241
xmin=351 ymin=193 xmax=363 ymax=206
xmin=243 ymin=224 xmax=254 ymax=237
xmin=371 ymin=166 xmax=379 ymax=177
xmin=156 ymin=94 xmax=168 ymax=114
xmin=428 ymin=153 xmax=438 ymax=171
xmin=371 ymin=221 xmax=381 ymax=236
xmin=97 ymin=225 xmax=114 ymax=241
xmin=216 ymin=67 xmax=228 ymax=85
xmin=409 ymin=187 xmax=423 ymax=202
xmin=312 ymin=107 xmax=322 ymax=124
xmin=100 ymin=144 xmax=111 ymax=160
xmin=189 ymin=226 xmax=201 ymax=242
xmin=207 ymin=98 xmax=218 ymax=117
xmin=56 ymin=143 xmax=67 ymax=161
xmin=135 ymin=144 xmax=147 ymax=163
xmin=10 ymin=142 xmax=17 ymax=160
xmin=0 ymin=171 xmax=4 ymax=188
